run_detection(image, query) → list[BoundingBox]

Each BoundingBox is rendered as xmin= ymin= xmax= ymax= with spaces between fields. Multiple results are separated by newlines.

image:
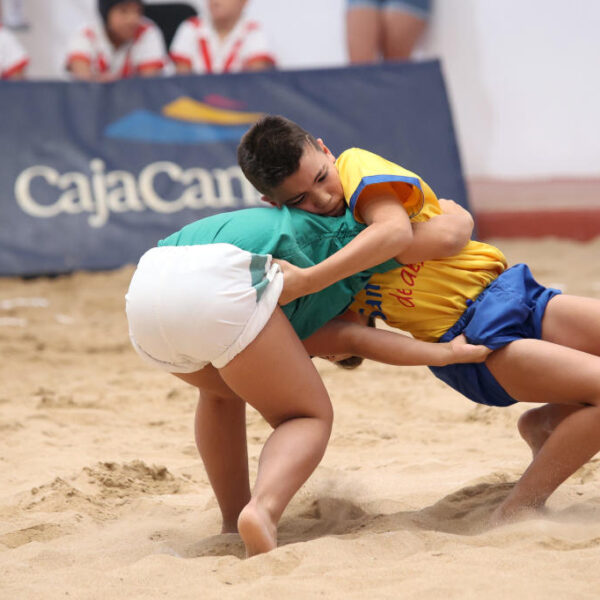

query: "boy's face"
xmin=107 ymin=2 xmax=143 ymax=44
xmin=208 ymin=0 xmax=246 ymax=25
xmin=265 ymin=140 xmax=346 ymax=217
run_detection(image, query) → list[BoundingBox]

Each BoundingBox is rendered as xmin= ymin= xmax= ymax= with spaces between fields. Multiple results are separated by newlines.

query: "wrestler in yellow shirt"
xmin=336 ymin=148 xmax=507 ymax=341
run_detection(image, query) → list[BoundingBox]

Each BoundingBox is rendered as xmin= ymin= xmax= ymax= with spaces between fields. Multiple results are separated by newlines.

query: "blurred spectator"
xmin=65 ymin=0 xmax=168 ymax=82
xmin=0 ymin=21 xmax=28 ymax=79
xmin=170 ymin=0 xmax=276 ymax=74
xmin=346 ymin=0 xmax=431 ymax=63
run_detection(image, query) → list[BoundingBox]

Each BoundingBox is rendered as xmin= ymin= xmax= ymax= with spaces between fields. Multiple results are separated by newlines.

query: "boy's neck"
xmin=106 ymin=29 xmax=126 ymax=50
xmin=213 ymin=17 xmax=240 ymax=40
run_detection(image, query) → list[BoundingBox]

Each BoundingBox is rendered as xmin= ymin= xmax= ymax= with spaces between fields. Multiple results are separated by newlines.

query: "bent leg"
xmin=542 ymin=294 xmax=600 ymax=355
xmin=515 ymin=294 xmax=600 ymax=455
xmin=218 ymin=307 xmax=333 ymax=556
xmin=517 ymin=404 xmax=582 ymax=458
xmin=486 ymin=338 xmax=600 ymax=521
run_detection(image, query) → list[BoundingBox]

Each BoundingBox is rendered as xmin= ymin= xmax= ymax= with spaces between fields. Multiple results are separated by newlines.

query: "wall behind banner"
xmin=14 ymin=0 xmax=600 ymax=180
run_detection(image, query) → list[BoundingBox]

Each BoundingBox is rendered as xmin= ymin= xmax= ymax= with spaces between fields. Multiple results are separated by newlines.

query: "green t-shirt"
xmin=159 ymin=206 xmax=398 ymax=339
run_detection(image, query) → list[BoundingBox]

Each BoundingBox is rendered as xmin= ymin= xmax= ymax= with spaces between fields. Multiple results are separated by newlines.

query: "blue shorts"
xmin=429 ymin=264 xmax=561 ymax=407
xmin=347 ymin=0 xmax=432 ymax=18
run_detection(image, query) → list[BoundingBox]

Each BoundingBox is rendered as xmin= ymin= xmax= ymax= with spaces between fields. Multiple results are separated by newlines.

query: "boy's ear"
xmin=262 ymin=195 xmax=279 ymax=207
xmin=317 ymin=138 xmax=335 ymax=161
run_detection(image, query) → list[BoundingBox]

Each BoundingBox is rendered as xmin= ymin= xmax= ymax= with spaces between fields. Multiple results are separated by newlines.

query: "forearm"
xmin=345 ymin=325 xmax=454 ymax=367
xmin=398 ymin=212 xmax=474 ymax=264
xmin=301 ymin=221 xmax=411 ymax=295
xmin=304 ymin=320 xmax=452 ymax=367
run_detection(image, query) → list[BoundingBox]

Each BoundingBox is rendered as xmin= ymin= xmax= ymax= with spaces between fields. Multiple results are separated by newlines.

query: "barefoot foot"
xmin=237 ymin=502 xmax=277 ymax=557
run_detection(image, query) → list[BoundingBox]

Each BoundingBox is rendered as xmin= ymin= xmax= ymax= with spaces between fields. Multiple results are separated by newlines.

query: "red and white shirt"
xmin=170 ymin=16 xmax=276 ymax=74
xmin=0 ymin=24 xmax=29 ymax=79
xmin=65 ymin=17 xmax=167 ymax=79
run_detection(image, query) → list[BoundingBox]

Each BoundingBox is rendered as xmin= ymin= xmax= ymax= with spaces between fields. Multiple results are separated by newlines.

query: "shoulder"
xmin=172 ymin=16 xmax=205 ymax=41
xmin=337 ymin=147 xmax=419 ymax=179
xmin=68 ymin=23 xmax=100 ymax=45
xmin=179 ymin=16 xmax=206 ymax=33
xmin=239 ymin=18 xmax=269 ymax=43
xmin=66 ymin=23 xmax=99 ymax=58
xmin=337 ymin=147 xmax=378 ymax=165
xmin=336 ymin=147 xmax=390 ymax=175
xmin=243 ymin=19 xmax=264 ymax=33
xmin=134 ymin=17 xmax=162 ymax=41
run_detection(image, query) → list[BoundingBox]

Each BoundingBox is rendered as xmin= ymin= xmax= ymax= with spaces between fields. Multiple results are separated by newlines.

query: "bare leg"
xmin=381 ymin=9 xmax=428 ymax=60
xmin=194 ymin=392 xmax=250 ymax=532
xmin=517 ymin=404 xmax=582 ymax=457
xmin=516 ymin=295 xmax=600 ymax=456
xmin=175 ymin=366 xmax=251 ymax=533
xmin=542 ymin=295 xmax=600 ymax=354
xmin=218 ymin=308 xmax=333 ymax=556
xmin=486 ymin=338 xmax=600 ymax=523
xmin=347 ymin=7 xmax=382 ymax=63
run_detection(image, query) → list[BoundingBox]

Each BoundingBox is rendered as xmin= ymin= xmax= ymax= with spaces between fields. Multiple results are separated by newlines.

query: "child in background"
xmin=170 ymin=0 xmax=275 ymax=74
xmin=66 ymin=0 xmax=168 ymax=82
xmin=0 ymin=21 xmax=28 ymax=79
xmin=238 ymin=115 xmax=600 ymax=525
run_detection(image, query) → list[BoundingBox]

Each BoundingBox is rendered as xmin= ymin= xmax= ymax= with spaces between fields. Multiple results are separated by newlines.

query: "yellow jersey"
xmin=336 ymin=148 xmax=507 ymax=342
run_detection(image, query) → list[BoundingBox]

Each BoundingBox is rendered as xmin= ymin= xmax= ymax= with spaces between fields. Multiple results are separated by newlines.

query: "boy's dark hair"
xmin=238 ymin=115 xmax=321 ymax=197
xmin=98 ymin=0 xmax=143 ymax=23
xmin=335 ymin=315 xmax=376 ymax=370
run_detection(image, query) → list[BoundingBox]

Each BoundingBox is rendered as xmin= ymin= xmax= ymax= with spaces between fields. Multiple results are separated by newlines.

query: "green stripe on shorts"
xmin=249 ymin=253 xmax=269 ymax=302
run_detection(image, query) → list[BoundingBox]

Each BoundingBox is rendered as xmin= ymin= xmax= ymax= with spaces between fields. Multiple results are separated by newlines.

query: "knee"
xmin=267 ymin=397 xmax=334 ymax=433
xmin=517 ymin=408 xmax=542 ymax=437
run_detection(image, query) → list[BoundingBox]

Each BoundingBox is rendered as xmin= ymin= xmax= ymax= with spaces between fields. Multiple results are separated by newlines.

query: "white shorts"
xmin=125 ymin=243 xmax=283 ymax=372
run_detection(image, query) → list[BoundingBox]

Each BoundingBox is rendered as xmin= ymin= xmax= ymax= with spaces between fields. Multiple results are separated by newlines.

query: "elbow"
xmin=387 ymin=222 xmax=413 ymax=256
xmin=444 ymin=215 xmax=473 ymax=255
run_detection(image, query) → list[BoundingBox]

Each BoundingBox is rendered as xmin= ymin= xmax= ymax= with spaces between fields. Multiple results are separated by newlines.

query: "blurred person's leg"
xmin=382 ymin=0 xmax=431 ymax=60
xmin=347 ymin=0 xmax=383 ymax=63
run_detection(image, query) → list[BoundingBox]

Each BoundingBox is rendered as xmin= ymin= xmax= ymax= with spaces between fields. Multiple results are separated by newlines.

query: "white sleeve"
xmin=239 ymin=24 xmax=276 ymax=68
xmin=169 ymin=19 xmax=196 ymax=67
xmin=65 ymin=28 xmax=94 ymax=71
xmin=0 ymin=28 xmax=29 ymax=77
xmin=133 ymin=22 xmax=168 ymax=71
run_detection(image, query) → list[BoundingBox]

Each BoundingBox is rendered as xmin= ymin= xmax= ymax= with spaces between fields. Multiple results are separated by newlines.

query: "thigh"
xmin=486 ymin=338 xmax=600 ymax=406
xmin=174 ymin=365 xmax=240 ymax=399
xmin=346 ymin=5 xmax=382 ymax=63
xmin=381 ymin=7 xmax=427 ymax=59
xmin=218 ymin=308 xmax=333 ymax=428
xmin=542 ymin=294 xmax=600 ymax=355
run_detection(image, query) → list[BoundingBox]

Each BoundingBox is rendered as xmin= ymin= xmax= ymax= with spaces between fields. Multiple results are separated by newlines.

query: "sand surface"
xmin=2 ymin=238 xmax=600 ymax=599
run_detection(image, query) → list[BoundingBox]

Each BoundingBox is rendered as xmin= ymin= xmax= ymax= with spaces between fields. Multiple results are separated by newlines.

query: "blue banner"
xmin=0 ymin=60 xmax=468 ymax=276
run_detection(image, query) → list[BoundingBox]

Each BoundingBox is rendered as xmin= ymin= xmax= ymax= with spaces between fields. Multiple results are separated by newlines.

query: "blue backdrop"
xmin=0 ymin=60 xmax=468 ymax=276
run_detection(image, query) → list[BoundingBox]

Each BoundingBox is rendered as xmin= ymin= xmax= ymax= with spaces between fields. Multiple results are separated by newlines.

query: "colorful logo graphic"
xmin=104 ymin=95 xmax=261 ymax=144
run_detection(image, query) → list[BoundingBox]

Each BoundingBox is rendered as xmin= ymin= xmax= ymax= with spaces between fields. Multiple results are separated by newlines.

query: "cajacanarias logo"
xmin=14 ymin=95 xmax=265 ymax=227
xmin=105 ymin=94 xmax=262 ymax=144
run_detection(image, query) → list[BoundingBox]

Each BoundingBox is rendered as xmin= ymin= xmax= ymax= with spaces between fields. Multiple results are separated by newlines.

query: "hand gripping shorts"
xmin=429 ymin=264 xmax=561 ymax=407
